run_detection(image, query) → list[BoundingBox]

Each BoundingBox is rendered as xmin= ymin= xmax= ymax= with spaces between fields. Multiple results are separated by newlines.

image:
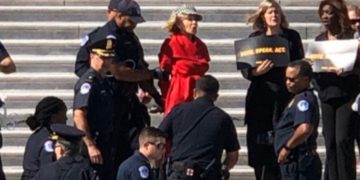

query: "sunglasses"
xmin=148 ymin=142 xmax=166 ymax=150
xmin=350 ymin=19 xmax=360 ymax=25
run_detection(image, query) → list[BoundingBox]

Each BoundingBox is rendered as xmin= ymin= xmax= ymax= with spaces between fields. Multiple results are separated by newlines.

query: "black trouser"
xmin=253 ymin=164 xmax=281 ymax=180
xmin=88 ymin=132 xmax=114 ymax=180
xmin=279 ymin=153 xmax=322 ymax=180
xmin=321 ymin=98 xmax=358 ymax=180
xmin=247 ymin=127 xmax=281 ymax=180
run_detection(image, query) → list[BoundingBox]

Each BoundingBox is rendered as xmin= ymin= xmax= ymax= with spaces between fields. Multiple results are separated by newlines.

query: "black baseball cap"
xmin=111 ymin=0 xmax=145 ymax=23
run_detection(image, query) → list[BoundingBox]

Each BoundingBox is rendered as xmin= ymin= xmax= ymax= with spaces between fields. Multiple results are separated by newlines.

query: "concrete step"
xmin=0 ymin=89 xmax=246 ymax=109
xmin=0 ymin=72 xmax=247 ymax=90
xmin=0 ymin=6 xmax=321 ymax=23
xmin=0 ymin=21 xmax=321 ymax=40
xmin=1 ymin=38 xmax=313 ymax=56
xmin=11 ymin=54 xmax=242 ymax=74
xmin=0 ymin=127 xmax=339 ymax=166
xmin=1 ymin=0 xmax=359 ymax=6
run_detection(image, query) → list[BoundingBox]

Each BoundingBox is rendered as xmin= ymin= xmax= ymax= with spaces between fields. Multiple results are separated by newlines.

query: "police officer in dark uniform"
xmin=0 ymin=37 xmax=16 ymax=180
xmin=75 ymin=0 xmax=165 ymax=173
xmin=21 ymin=97 xmax=67 ymax=180
xmin=274 ymin=60 xmax=322 ymax=180
xmin=117 ymin=127 xmax=167 ymax=180
xmin=33 ymin=124 xmax=97 ymax=180
xmin=73 ymin=34 xmax=116 ymax=180
xmin=159 ymin=75 xmax=240 ymax=180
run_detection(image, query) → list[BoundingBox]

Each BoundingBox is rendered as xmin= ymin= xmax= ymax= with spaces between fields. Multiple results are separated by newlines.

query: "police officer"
xmin=21 ymin=97 xmax=67 ymax=180
xmin=117 ymin=127 xmax=167 ymax=180
xmin=274 ymin=60 xmax=322 ymax=180
xmin=33 ymin=124 xmax=97 ymax=180
xmin=159 ymin=75 xmax=240 ymax=180
xmin=73 ymin=34 xmax=115 ymax=180
xmin=75 ymin=0 xmax=165 ymax=173
xmin=0 ymin=41 xmax=16 ymax=180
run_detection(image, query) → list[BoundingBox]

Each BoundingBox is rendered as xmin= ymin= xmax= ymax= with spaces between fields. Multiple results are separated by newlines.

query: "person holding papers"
xmin=313 ymin=1 xmax=360 ymax=180
xmin=240 ymin=0 xmax=304 ymax=179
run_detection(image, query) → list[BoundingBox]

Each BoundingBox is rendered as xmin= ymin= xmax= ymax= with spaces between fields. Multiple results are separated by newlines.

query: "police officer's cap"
xmin=111 ymin=0 xmax=145 ymax=23
xmin=88 ymin=34 xmax=117 ymax=58
xmin=50 ymin=124 xmax=85 ymax=145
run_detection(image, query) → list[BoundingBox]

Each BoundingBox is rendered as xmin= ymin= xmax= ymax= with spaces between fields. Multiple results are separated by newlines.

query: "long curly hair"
xmin=318 ymin=0 xmax=354 ymax=37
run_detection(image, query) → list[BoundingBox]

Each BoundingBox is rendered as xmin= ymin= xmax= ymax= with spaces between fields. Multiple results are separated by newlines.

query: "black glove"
xmin=151 ymin=67 xmax=169 ymax=80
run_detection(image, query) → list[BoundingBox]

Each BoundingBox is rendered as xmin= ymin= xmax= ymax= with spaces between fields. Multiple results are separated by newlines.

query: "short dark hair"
xmin=195 ymin=75 xmax=220 ymax=95
xmin=139 ymin=127 xmax=167 ymax=145
xmin=287 ymin=60 xmax=313 ymax=79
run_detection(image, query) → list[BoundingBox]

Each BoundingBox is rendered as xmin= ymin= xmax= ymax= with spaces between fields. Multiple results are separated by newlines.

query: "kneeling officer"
xmin=274 ymin=60 xmax=322 ymax=180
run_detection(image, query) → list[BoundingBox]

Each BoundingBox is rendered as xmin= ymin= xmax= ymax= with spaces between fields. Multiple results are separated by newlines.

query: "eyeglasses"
xmin=148 ymin=142 xmax=166 ymax=150
xmin=350 ymin=19 xmax=360 ymax=25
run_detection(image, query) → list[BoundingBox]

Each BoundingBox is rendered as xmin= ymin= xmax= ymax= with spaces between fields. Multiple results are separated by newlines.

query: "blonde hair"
xmin=247 ymin=0 xmax=289 ymax=32
xmin=163 ymin=13 xmax=189 ymax=33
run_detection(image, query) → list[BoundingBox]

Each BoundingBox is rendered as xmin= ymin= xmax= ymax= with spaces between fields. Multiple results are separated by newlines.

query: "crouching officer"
xmin=73 ymin=34 xmax=115 ymax=179
xmin=159 ymin=75 xmax=240 ymax=180
xmin=117 ymin=127 xmax=167 ymax=180
xmin=274 ymin=60 xmax=322 ymax=180
xmin=33 ymin=124 xmax=98 ymax=179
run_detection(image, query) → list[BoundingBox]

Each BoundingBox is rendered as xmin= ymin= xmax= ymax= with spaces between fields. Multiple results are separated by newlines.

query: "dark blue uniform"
xmin=0 ymin=42 xmax=10 ymax=180
xmin=117 ymin=151 xmax=152 ymax=180
xmin=33 ymin=155 xmax=97 ymax=180
xmin=159 ymin=97 xmax=240 ymax=179
xmin=75 ymin=19 xmax=151 ymax=171
xmin=73 ymin=68 xmax=113 ymax=179
xmin=274 ymin=89 xmax=322 ymax=180
xmin=21 ymin=127 xmax=54 ymax=180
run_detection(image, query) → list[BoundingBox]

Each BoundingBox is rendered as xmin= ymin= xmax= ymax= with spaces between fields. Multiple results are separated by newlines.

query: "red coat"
xmin=158 ymin=33 xmax=210 ymax=115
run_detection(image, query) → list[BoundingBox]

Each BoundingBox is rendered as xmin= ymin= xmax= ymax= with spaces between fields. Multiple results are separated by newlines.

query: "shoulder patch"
xmin=80 ymin=83 xmax=91 ymax=95
xmin=297 ymin=100 xmax=309 ymax=112
xmin=138 ymin=166 xmax=149 ymax=178
xmin=80 ymin=35 xmax=89 ymax=46
xmin=43 ymin=140 xmax=54 ymax=152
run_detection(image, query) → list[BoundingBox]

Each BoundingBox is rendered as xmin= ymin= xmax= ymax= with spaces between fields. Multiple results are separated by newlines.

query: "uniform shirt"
xmin=274 ymin=89 xmax=320 ymax=154
xmin=0 ymin=42 xmax=9 ymax=61
xmin=21 ymin=127 xmax=54 ymax=180
xmin=116 ymin=151 xmax=152 ymax=180
xmin=75 ymin=20 xmax=146 ymax=97
xmin=159 ymin=97 xmax=240 ymax=174
xmin=73 ymin=68 xmax=113 ymax=134
xmin=33 ymin=155 xmax=97 ymax=180
xmin=76 ymin=20 xmax=146 ymax=77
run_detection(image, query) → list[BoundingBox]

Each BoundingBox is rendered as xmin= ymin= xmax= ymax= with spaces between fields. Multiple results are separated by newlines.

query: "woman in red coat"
xmin=159 ymin=4 xmax=210 ymax=115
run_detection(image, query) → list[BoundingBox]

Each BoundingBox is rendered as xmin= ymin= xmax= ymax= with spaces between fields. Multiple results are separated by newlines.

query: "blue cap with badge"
xmin=50 ymin=124 xmax=85 ymax=145
xmin=88 ymin=34 xmax=117 ymax=58
xmin=111 ymin=0 xmax=145 ymax=23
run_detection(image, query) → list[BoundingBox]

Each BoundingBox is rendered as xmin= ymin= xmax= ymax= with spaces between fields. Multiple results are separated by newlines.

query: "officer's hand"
xmin=277 ymin=147 xmax=290 ymax=164
xmin=252 ymin=59 xmax=274 ymax=76
xmin=151 ymin=67 xmax=169 ymax=80
xmin=88 ymin=145 xmax=103 ymax=164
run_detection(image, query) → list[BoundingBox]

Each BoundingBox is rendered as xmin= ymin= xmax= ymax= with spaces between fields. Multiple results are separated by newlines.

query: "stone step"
xmin=1 ymin=38 xmax=313 ymax=56
xmin=0 ymin=21 xmax=321 ymax=40
xmin=1 ymin=0 xmax=358 ymax=6
xmin=0 ymin=6 xmax=321 ymax=23
xmin=0 ymin=72 xmax=247 ymax=90
xmin=10 ymin=54 xmax=242 ymax=73
xmin=0 ymin=89 xmax=247 ymax=109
